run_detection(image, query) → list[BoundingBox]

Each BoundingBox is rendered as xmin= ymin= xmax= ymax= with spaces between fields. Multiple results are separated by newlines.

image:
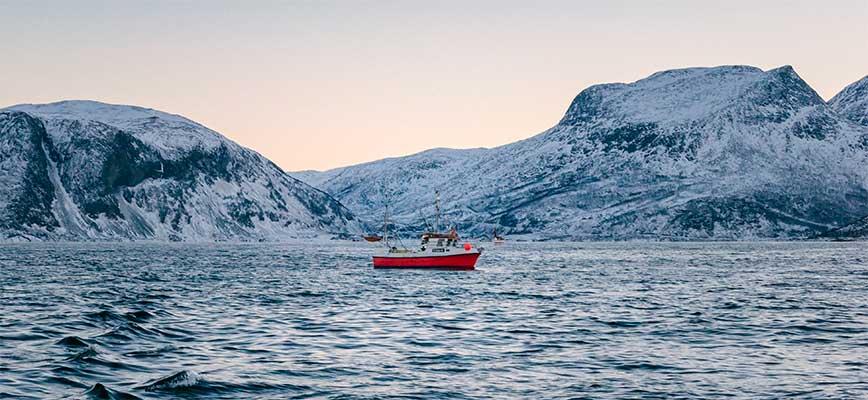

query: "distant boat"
xmin=493 ymin=228 xmax=506 ymax=244
xmin=363 ymin=210 xmax=390 ymax=242
xmin=362 ymin=235 xmax=383 ymax=242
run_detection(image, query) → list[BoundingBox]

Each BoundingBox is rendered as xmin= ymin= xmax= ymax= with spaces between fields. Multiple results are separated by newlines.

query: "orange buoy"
xmin=463 ymin=243 xmax=472 ymax=251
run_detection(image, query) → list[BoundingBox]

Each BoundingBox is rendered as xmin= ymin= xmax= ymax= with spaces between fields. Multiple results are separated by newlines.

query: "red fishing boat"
xmin=372 ymin=192 xmax=482 ymax=270
xmin=373 ymin=230 xmax=481 ymax=270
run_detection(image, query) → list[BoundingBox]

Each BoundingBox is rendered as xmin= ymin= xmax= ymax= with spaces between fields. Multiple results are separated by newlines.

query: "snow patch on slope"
xmin=42 ymin=142 xmax=93 ymax=238
xmin=8 ymin=100 xmax=225 ymax=157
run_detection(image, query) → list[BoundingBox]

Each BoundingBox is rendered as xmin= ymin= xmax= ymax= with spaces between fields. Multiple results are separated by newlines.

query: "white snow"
xmin=830 ymin=75 xmax=868 ymax=126
xmin=4 ymin=100 xmax=227 ymax=157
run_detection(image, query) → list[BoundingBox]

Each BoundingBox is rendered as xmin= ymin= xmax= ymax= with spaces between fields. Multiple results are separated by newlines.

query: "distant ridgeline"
xmin=0 ymin=101 xmax=361 ymax=241
xmin=3 ymin=67 xmax=868 ymax=242
xmin=295 ymin=66 xmax=868 ymax=241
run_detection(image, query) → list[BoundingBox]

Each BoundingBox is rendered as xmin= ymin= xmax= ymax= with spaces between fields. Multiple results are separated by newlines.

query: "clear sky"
xmin=1 ymin=1 xmax=866 ymax=171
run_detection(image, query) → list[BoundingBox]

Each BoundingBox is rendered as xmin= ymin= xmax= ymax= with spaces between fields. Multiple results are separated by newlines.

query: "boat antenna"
xmin=435 ymin=190 xmax=441 ymax=233
xmin=383 ymin=205 xmax=389 ymax=248
xmin=417 ymin=209 xmax=433 ymax=232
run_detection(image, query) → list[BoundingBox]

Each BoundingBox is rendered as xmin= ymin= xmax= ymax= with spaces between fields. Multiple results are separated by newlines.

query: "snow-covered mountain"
xmin=0 ymin=100 xmax=360 ymax=241
xmin=830 ymin=75 xmax=868 ymax=127
xmin=295 ymin=66 xmax=868 ymax=240
xmin=816 ymin=75 xmax=868 ymax=239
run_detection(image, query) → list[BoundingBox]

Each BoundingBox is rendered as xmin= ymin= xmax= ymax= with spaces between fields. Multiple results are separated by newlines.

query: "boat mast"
xmin=435 ymin=190 xmax=441 ymax=233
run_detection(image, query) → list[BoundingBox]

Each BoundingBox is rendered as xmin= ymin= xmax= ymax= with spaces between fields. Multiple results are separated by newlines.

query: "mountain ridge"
xmin=830 ymin=75 xmax=868 ymax=127
xmin=5 ymin=64 xmax=866 ymax=242
xmin=294 ymin=65 xmax=868 ymax=240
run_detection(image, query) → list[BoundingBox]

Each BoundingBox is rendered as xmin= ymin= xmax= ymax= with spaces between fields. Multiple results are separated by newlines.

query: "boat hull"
xmin=373 ymin=252 xmax=480 ymax=270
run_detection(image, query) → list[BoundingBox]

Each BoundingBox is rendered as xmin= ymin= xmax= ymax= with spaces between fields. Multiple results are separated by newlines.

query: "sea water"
xmin=1 ymin=241 xmax=867 ymax=399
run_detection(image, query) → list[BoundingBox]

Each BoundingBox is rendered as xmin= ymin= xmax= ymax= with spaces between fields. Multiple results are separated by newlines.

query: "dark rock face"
xmin=0 ymin=112 xmax=58 ymax=234
xmin=819 ymin=215 xmax=868 ymax=240
xmin=0 ymin=101 xmax=360 ymax=241
xmin=296 ymin=65 xmax=868 ymax=240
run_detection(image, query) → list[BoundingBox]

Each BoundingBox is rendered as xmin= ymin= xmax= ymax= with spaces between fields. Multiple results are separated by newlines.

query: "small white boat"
xmin=492 ymin=228 xmax=506 ymax=244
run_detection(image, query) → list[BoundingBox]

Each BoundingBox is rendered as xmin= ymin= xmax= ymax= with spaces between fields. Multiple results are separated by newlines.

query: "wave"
xmin=65 ymin=345 xmax=147 ymax=371
xmin=85 ymin=309 xmax=156 ymax=324
xmin=84 ymin=310 xmax=126 ymax=323
xmin=67 ymin=346 xmax=100 ymax=362
xmin=45 ymin=375 xmax=88 ymax=389
xmin=0 ymin=332 xmax=50 ymax=341
xmin=136 ymin=370 xmax=200 ymax=391
xmin=56 ymin=335 xmax=90 ymax=347
xmin=593 ymin=319 xmax=644 ymax=328
xmin=83 ymin=383 xmax=141 ymax=400
xmin=124 ymin=310 xmax=154 ymax=322
xmin=123 ymin=345 xmax=178 ymax=358
xmin=135 ymin=370 xmax=313 ymax=395
xmin=613 ymin=362 xmax=682 ymax=372
xmin=95 ymin=322 xmax=163 ymax=342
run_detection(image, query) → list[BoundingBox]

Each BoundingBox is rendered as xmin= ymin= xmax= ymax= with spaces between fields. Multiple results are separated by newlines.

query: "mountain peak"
xmin=830 ymin=75 xmax=868 ymax=126
xmin=758 ymin=65 xmax=824 ymax=106
xmin=642 ymin=65 xmax=763 ymax=83
xmin=4 ymin=100 xmax=225 ymax=157
xmin=560 ymin=65 xmax=771 ymax=126
xmin=4 ymin=100 xmax=198 ymax=127
xmin=768 ymin=64 xmax=795 ymax=74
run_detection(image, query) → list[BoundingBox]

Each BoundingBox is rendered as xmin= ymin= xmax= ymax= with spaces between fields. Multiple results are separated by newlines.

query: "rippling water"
xmin=2 ymin=241 xmax=868 ymax=399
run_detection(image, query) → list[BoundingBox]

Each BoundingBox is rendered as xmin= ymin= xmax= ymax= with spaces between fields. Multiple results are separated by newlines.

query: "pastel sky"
xmin=1 ymin=1 xmax=866 ymax=171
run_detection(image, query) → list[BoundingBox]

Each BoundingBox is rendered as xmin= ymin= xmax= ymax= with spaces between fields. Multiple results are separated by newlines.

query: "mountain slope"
xmin=296 ymin=66 xmax=868 ymax=240
xmin=0 ymin=101 xmax=360 ymax=241
xmin=830 ymin=75 xmax=868 ymax=126
xmin=815 ymin=75 xmax=868 ymax=239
